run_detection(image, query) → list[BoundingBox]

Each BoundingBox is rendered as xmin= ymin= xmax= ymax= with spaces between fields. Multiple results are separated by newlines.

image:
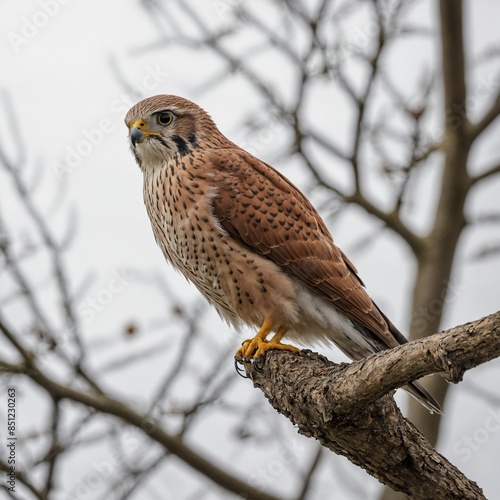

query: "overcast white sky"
xmin=1 ymin=1 xmax=500 ymax=499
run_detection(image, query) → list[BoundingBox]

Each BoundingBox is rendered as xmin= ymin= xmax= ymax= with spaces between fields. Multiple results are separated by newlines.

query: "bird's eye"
xmin=157 ymin=111 xmax=174 ymax=126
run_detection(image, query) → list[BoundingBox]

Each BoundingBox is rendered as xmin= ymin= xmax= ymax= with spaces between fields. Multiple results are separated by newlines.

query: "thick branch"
xmin=332 ymin=311 xmax=500 ymax=412
xmin=401 ymin=0 xmax=473 ymax=448
xmin=243 ymin=312 xmax=499 ymax=499
xmin=440 ymin=0 xmax=467 ymax=133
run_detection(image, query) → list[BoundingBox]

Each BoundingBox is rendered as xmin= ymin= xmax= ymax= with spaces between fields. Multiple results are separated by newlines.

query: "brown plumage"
xmin=125 ymin=94 xmax=441 ymax=414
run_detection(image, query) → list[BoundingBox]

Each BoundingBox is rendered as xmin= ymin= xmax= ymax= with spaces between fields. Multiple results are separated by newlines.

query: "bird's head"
xmin=125 ymin=94 xmax=227 ymax=169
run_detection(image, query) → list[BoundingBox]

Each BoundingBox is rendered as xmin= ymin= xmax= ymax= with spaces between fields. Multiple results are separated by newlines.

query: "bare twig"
xmin=295 ymin=445 xmax=325 ymax=500
xmin=0 ymin=357 xmax=284 ymax=500
xmin=470 ymin=162 xmax=500 ymax=186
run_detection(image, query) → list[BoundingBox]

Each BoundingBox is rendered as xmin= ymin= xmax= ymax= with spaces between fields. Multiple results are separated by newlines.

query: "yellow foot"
xmin=235 ymin=322 xmax=299 ymax=361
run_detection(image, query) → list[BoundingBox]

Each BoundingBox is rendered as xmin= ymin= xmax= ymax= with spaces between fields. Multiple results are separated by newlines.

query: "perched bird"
xmin=125 ymin=95 xmax=441 ymax=414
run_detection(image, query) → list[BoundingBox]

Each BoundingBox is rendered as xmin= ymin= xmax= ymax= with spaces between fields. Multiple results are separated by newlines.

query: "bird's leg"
xmin=256 ymin=326 xmax=299 ymax=357
xmin=235 ymin=319 xmax=273 ymax=360
xmin=235 ymin=321 xmax=299 ymax=360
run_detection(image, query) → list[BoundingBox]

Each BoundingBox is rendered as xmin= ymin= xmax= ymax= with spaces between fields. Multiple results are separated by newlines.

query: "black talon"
xmin=234 ymin=357 xmax=249 ymax=379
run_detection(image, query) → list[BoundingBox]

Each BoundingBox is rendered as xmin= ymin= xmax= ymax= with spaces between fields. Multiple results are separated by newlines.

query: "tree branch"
xmin=242 ymin=311 xmax=499 ymax=499
xmin=440 ymin=0 xmax=468 ymax=136
xmin=346 ymin=191 xmax=425 ymax=256
xmin=470 ymin=162 xmax=500 ymax=187
xmin=469 ymin=88 xmax=500 ymax=142
xmin=0 ymin=459 xmax=46 ymax=500
xmin=0 ymin=356 xmax=282 ymax=500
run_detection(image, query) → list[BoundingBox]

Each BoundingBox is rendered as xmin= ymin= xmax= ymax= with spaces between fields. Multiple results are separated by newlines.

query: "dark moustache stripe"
xmin=172 ymin=135 xmax=189 ymax=157
xmin=152 ymin=136 xmax=171 ymax=150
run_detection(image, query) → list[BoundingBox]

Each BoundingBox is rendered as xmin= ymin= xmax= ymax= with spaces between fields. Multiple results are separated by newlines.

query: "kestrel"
xmin=125 ymin=95 xmax=441 ymax=414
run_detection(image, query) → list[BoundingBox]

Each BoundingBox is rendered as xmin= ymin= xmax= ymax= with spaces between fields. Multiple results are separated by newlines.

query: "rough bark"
xmin=242 ymin=312 xmax=499 ymax=499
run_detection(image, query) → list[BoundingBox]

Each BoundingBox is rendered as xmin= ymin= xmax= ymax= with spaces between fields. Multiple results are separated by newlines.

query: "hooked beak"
xmin=129 ymin=119 xmax=160 ymax=148
xmin=130 ymin=126 xmax=144 ymax=148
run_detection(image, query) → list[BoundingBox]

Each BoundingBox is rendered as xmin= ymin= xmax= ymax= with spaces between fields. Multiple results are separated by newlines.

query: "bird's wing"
xmin=205 ymin=148 xmax=401 ymax=350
